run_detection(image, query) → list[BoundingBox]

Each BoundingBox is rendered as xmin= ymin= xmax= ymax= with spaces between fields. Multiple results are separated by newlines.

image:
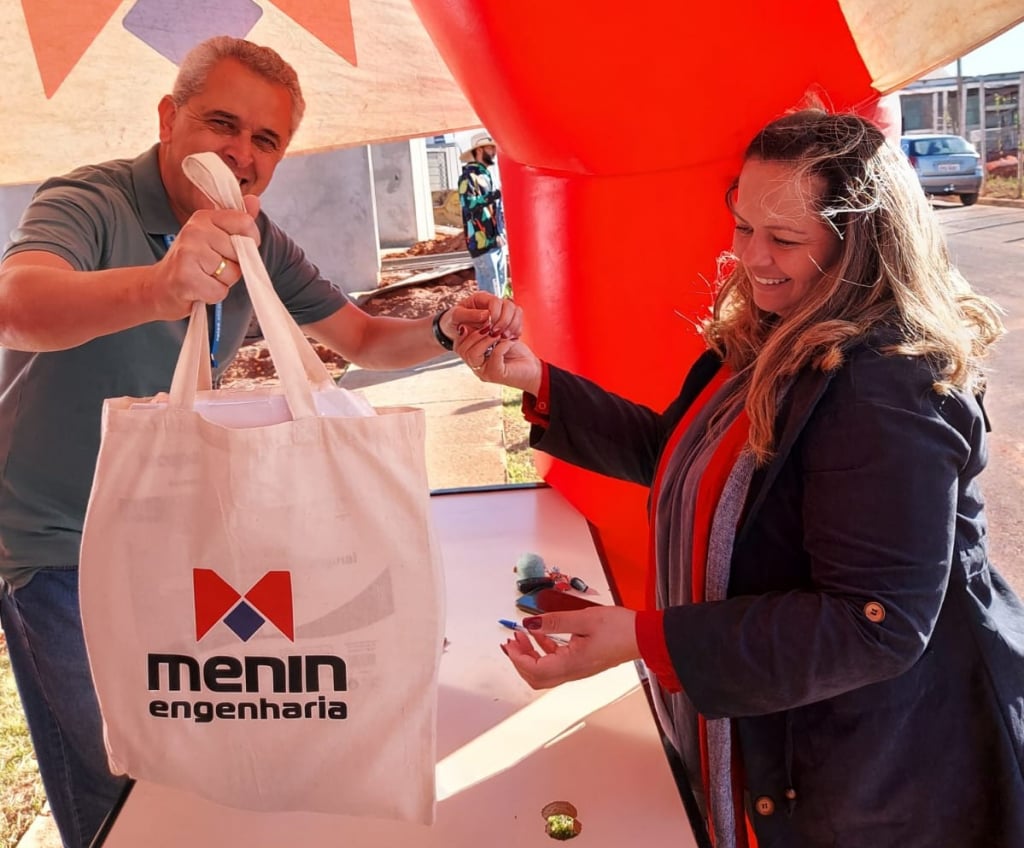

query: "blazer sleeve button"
xmin=754 ymin=796 xmax=775 ymax=816
xmin=863 ymin=601 xmax=886 ymax=623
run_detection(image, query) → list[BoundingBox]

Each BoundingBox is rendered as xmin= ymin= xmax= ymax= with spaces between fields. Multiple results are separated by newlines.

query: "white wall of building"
xmin=248 ymin=146 xmax=381 ymax=296
xmin=372 ymin=138 xmax=435 ymax=248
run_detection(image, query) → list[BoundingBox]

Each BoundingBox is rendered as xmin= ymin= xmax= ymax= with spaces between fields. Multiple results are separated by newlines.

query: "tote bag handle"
xmin=168 ymin=153 xmax=335 ymax=420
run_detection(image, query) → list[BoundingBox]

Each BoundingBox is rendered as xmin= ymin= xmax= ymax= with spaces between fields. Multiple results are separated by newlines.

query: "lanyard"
xmin=162 ymin=235 xmax=222 ymax=369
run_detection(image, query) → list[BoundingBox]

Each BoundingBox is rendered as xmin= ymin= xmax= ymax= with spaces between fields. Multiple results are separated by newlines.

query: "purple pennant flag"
xmin=122 ymin=0 xmax=264 ymax=65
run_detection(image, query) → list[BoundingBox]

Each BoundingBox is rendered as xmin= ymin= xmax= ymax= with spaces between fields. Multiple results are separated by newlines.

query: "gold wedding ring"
xmin=212 ymin=258 xmax=228 ymax=279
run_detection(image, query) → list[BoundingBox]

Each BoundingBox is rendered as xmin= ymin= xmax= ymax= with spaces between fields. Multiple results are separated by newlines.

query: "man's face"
xmin=479 ymin=145 xmax=497 ymax=167
xmin=158 ymin=57 xmax=293 ymax=223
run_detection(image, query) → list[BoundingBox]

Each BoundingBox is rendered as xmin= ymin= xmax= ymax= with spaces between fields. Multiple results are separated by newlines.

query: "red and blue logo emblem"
xmin=192 ymin=569 xmax=294 ymax=642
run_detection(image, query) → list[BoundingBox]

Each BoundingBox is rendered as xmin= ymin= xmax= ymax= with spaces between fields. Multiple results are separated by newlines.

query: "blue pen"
xmin=498 ymin=619 xmax=570 ymax=646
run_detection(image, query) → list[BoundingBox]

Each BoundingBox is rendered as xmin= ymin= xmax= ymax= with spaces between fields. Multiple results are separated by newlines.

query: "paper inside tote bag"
xmin=80 ymin=153 xmax=444 ymax=823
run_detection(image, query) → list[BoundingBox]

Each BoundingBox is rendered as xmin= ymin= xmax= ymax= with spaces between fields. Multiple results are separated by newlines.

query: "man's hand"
xmin=0 ymin=198 xmax=264 ymax=352
xmin=145 ymin=196 xmax=261 ymax=321
xmin=442 ymin=291 xmax=521 ymax=341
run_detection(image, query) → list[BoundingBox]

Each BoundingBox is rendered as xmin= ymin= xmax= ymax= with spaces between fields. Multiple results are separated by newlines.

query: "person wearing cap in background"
xmin=458 ymin=131 xmax=508 ymax=297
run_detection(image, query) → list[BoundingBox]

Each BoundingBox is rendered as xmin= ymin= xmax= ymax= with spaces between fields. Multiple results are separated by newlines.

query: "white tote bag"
xmin=80 ymin=154 xmax=444 ymax=823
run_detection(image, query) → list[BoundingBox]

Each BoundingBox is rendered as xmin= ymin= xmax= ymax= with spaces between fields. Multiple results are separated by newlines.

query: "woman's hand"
xmin=445 ymin=291 xmax=521 ymax=340
xmin=455 ymin=320 xmax=543 ymax=395
xmin=501 ymin=606 xmax=640 ymax=689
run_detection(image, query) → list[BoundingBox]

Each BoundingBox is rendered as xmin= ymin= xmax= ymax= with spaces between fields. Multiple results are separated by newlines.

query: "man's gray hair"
xmin=172 ymin=36 xmax=306 ymax=135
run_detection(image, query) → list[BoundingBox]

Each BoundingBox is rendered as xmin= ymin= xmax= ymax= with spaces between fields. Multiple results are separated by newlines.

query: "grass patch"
xmin=983 ymin=175 xmax=1023 ymax=199
xmin=502 ymin=386 xmax=542 ymax=485
xmin=0 ymin=634 xmax=46 ymax=848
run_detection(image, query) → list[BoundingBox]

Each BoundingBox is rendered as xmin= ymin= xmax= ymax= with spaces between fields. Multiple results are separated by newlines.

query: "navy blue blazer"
xmin=533 ymin=340 xmax=1024 ymax=847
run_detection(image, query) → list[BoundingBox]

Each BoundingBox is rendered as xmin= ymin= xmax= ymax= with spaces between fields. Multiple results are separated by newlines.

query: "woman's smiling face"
xmin=730 ymin=158 xmax=842 ymax=318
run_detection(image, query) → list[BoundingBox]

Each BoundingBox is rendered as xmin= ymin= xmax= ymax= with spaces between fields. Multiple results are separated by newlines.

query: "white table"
xmin=93 ymin=486 xmax=700 ymax=847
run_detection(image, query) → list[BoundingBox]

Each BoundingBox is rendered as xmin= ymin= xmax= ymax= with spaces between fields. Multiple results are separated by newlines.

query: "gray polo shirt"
xmin=0 ymin=145 xmax=348 ymax=588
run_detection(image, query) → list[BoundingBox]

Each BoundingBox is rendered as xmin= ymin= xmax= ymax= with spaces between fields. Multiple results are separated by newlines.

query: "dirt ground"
xmin=220 ymin=232 xmax=475 ymax=387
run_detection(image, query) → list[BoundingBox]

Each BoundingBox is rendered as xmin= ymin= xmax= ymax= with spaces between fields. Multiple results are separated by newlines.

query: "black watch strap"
xmin=432 ymin=308 xmax=455 ymax=351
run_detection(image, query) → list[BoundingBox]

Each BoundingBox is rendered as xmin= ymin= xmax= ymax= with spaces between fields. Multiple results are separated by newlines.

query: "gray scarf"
xmin=648 ymin=373 xmax=756 ymax=848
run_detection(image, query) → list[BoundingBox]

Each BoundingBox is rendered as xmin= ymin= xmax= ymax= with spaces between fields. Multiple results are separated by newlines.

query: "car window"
xmin=906 ymin=137 xmax=976 ymax=156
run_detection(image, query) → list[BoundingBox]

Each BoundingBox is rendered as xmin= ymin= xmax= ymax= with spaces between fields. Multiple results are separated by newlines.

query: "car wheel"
xmin=959 ymin=194 xmax=978 ymax=206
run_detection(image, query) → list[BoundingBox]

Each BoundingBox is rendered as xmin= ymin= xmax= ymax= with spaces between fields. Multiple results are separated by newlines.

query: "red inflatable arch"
xmin=411 ymin=2 xmax=903 ymax=607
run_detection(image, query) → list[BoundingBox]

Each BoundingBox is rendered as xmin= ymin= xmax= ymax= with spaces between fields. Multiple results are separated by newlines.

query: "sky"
xmin=937 ymin=20 xmax=1024 ymax=76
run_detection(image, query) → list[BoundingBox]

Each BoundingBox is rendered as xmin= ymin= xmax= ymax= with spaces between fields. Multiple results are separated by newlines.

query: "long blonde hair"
xmin=703 ymin=109 xmax=1004 ymax=464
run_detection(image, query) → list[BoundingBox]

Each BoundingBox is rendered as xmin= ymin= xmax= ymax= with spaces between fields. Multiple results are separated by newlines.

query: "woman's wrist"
xmin=520 ymin=357 xmax=543 ymax=397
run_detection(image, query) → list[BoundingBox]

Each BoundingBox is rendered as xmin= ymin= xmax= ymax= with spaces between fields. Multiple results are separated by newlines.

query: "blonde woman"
xmin=458 ymin=110 xmax=1021 ymax=847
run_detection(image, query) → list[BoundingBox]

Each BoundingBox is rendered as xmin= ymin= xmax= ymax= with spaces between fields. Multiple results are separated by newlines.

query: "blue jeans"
xmin=472 ymin=246 xmax=508 ymax=298
xmin=0 ymin=568 xmax=128 ymax=848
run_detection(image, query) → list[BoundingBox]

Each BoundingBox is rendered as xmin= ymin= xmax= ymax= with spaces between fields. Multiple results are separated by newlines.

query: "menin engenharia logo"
xmin=145 ymin=569 xmax=347 ymax=724
xmin=192 ymin=568 xmax=294 ymax=642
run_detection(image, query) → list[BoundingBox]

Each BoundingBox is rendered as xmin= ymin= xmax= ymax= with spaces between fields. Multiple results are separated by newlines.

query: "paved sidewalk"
xmin=14 ymin=351 xmax=508 ymax=848
xmin=339 ymin=350 xmax=508 ymax=490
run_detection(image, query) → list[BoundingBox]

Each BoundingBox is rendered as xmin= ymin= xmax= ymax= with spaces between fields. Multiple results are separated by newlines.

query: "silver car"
xmin=900 ymin=134 xmax=983 ymax=206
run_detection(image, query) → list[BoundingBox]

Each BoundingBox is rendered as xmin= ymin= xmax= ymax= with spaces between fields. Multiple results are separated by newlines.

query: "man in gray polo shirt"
xmin=0 ymin=36 xmax=517 ymax=848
